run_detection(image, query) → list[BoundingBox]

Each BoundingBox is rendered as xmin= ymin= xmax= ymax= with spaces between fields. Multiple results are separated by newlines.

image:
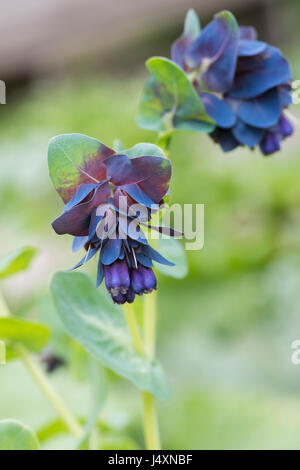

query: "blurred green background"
xmin=1 ymin=0 xmax=300 ymax=450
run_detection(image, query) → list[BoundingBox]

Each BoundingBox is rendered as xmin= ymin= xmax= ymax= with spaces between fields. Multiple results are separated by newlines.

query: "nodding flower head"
xmin=50 ymin=135 xmax=178 ymax=304
xmin=171 ymin=9 xmax=293 ymax=155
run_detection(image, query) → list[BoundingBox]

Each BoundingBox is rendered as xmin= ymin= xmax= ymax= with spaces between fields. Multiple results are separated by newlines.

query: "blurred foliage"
xmin=0 ymin=31 xmax=300 ymax=447
xmin=0 ymin=246 xmax=37 ymax=280
xmin=0 ymin=419 xmax=39 ymax=450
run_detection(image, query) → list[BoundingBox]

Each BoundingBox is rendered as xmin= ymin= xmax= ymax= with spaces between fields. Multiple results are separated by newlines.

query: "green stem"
xmin=0 ymin=288 xmax=83 ymax=440
xmin=142 ymin=291 xmax=161 ymax=450
xmin=16 ymin=344 xmax=83 ymax=440
xmin=143 ymin=289 xmax=157 ymax=360
xmin=141 ymin=390 xmax=160 ymax=450
xmin=123 ymin=303 xmax=144 ymax=357
xmin=123 ymin=297 xmax=161 ymax=450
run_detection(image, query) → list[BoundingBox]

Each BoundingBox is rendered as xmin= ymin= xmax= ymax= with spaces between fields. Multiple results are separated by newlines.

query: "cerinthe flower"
xmin=50 ymin=136 xmax=176 ymax=304
xmin=171 ymin=10 xmax=293 ymax=155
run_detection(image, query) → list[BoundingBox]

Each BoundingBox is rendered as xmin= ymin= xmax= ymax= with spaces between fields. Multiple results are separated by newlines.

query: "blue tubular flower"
xmin=171 ymin=10 xmax=294 ymax=155
xmin=51 ymin=145 xmax=176 ymax=304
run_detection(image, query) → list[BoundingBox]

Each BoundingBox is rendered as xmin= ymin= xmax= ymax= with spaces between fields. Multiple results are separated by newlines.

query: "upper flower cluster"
xmin=171 ymin=10 xmax=293 ymax=155
xmin=49 ymin=134 xmax=176 ymax=304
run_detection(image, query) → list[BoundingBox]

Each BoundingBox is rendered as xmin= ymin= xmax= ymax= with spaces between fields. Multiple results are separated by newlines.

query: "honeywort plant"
xmin=0 ymin=8 xmax=295 ymax=451
xmin=48 ymin=9 xmax=294 ymax=450
xmin=48 ymin=137 xmax=179 ymax=450
xmin=138 ymin=9 xmax=294 ymax=155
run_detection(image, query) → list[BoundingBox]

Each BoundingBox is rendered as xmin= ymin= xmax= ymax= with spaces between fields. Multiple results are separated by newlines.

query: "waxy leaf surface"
xmin=51 ymin=271 xmax=170 ymax=399
xmin=0 ymin=420 xmax=39 ymax=450
xmin=138 ymin=57 xmax=215 ymax=133
xmin=48 ymin=133 xmax=115 ymax=203
xmin=0 ymin=246 xmax=37 ymax=280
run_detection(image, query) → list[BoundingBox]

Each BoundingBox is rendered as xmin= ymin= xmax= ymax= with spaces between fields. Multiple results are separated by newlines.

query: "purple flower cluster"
xmin=172 ymin=10 xmax=293 ymax=155
xmin=52 ymin=147 xmax=176 ymax=304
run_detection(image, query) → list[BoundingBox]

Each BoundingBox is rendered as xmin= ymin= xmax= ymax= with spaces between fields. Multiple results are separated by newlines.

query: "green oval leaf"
xmin=0 ymin=317 xmax=51 ymax=353
xmin=123 ymin=143 xmax=165 ymax=159
xmin=0 ymin=419 xmax=39 ymax=450
xmin=138 ymin=57 xmax=215 ymax=134
xmin=154 ymin=238 xmax=188 ymax=279
xmin=50 ymin=272 xmax=170 ymax=399
xmin=0 ymin=246 xmax=37 ymax=280
xmin=48 ymin=133 xmax=115 ymax=203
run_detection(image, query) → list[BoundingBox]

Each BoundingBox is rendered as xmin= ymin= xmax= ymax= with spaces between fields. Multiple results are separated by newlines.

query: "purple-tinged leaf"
xmin=85 ymin=246 xmax=99 ymax=262
xmin=112 ymin=189 xmax=150 ymax=221
xmin=238 ymin=39 xmax=266 ymax=57
xmin=278 ymin=85 xmax=293 ymax=107
xmin=230 ymin=46 xmax=292 ymax=99
xmin=63 ymin=183 xmax=99 ymax=213
xmin=70 ymin=255 xmax=87 ymax=271
xmin=143 ymin=245 xmax=175 ymax=266
xmin=171 ymin=8 xmax=201 ymax=70
xmin=63 ymin=178 xmax=111 ymax=214
xmin=104 ymin=154 xmax=171 ymax=203
xmin=89 ymin=209 xmax=103 ymax=240
xmin=48 ymin=133 xmax=115 ymax=204
xmin=239 ymin=26 xmax=257 ymax=40
xmin=237 ymin=88 xmax=281 ymax=128
xmin=186 ymin=10 xmax=239 ymax=93
xmin=141 ymin=222 xmax=183 ymax=237
xmin=200 ymin=92 xmax=236 ymax=128
xmin=119 ymin=215 xmax=148 ymax=245
xmin=100 ymin=238 xmax=122 ymax=266
xmin=135 ymin=251 xmax=153 ymax=268
xmin=232 ymin=120 xmax=264 ymax=147
xmin=72 ymin=236 xmax=89 ymax=252
xmin=52 ymin=182 xmax=110 ymax=236
xmin=95 ymin=210 xmax=117 ymax=241
xmin=69 ymin=247 xmax=98 ymax=271
xmin=119 ymin=247 xmax=125 ymax=260
xmin=121 ymin=184 xmax=157 ymax=209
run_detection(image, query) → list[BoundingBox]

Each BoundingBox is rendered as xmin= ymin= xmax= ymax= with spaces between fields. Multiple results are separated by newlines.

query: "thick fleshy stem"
xmin=0 ymin=289 xmax=83 ymax=440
